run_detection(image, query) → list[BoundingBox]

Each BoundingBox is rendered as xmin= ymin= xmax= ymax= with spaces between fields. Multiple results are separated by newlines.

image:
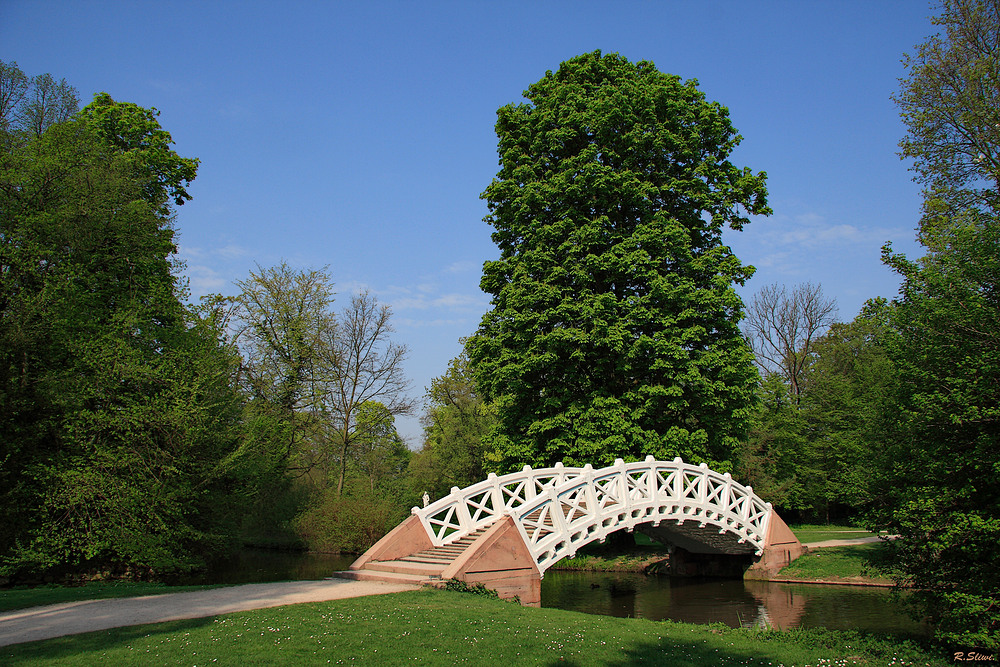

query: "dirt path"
xmin=0 ymin=578 xmax=418 ymax=647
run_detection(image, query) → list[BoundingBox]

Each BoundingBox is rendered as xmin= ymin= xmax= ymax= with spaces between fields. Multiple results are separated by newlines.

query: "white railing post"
xmin=523 ymin=465 xmax=537 ymax=501
xmin=643 ymin=455 xmax=657 ymax=502
xmin=672 ymin=457 xmax=684 ymax=501
xmin=488 ymin=472 xmax=504 ymax=517
xmin=451 ymin=486 xmax=473 ymax=536
xmin=697 ymin=462 xmax=709 ymax=506
xmin=546 ymin=486 xmax=570 ymax=541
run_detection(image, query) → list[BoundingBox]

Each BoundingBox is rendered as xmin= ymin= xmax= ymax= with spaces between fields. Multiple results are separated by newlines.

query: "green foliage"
xmin=470 ymin=51 xmax=769 ymax=472
xmin=409 ymin=348 xmax=495 ymax=500
xmin=735 ymin=374 xmax=811 ymax=514
xmin=0 ymin=100 xmax=248 ymax=579
xmin=866 ymin=0 xmax=1000 ymax=646
xmin=78 ymin=92 xmax=199 ymax=209
xmin=736 ymin=300 xmax=896 ymax=522
xmin=441 ymin=578 xmax=506 ymax=600
xmin=871 ymin=211 xmax=1000 ymax=647
xmin=229 ymin=262 xmax=337 ymax=478
xmin=894 ymin=0 xmax=1000 ymax=215
xmin=351 ymin=401 xmax=411 ymax=494
xmin=293 ymin=486 xmax=407 ymax=554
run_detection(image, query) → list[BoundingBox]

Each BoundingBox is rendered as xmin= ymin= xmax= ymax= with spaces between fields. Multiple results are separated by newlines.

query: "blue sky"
xmin=3 ymin=1 xmax=933 ymax=445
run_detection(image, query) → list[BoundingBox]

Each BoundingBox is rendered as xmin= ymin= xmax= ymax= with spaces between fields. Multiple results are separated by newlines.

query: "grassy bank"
xmin=2 ymin=587 xmax=947 ymax=666
xmin=776 ymin=543 xmax=895 ymax=585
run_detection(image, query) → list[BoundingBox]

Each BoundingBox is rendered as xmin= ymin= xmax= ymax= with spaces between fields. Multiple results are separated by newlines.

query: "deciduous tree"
xmin=410 ymin=348 xmax=494 ymax=499
xmin=870 ymin=0 xmax=1000 ymax=646
xmin=230 ymin=262 xmax=336 ymax=476
xmin=0 ymin=62 xmax=78 ymax=140
xmin=743 ymin=282 xmax=837 ymax=401
xmin=322 ymin=291 xmax=413 ymax=496
xmin=894 ymin=0 xmax=1000 ymax=214
xmin=470 ymin=50 xmax=769 ymax=472
xmin=0 ymin=98 xmax=245 ymax=578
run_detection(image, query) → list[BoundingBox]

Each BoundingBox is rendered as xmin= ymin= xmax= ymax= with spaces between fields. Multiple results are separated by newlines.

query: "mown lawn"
xmin=777 ymin=543 xmax=896 ymax=585
xmin=790 ymin=525 xmax=880 ymax=544
xmin=2 ymin=587 xmax=947 ymax=666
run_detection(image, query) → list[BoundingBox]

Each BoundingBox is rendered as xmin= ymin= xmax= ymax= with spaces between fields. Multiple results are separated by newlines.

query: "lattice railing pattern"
xmin=411 ymin=456 xmax=772 ymax=573
xmin=512 ymin=457 xmax=772 ymax=573
xmin=412 ymin=462 xmax=586 ymax=546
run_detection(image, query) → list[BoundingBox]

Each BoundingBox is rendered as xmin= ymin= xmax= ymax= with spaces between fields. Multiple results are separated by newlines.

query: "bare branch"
xmin=743 ymin=282 xmax=837 ymax=399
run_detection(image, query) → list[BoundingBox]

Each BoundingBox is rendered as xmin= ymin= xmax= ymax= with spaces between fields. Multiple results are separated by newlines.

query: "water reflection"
xmin=541 ymin=571 xmax=925 ymax=636
xmin=174 ymin=549 xmax=355 ymax=586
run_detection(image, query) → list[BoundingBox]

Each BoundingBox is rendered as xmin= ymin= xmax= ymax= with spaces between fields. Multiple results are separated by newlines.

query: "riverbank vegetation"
xmin=2 ymin=588 xmax=950 ymax=666
xmin=775 ymin=545 xmax=895 ymax=586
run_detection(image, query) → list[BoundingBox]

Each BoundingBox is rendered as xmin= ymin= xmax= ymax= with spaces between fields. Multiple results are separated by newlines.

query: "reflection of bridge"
xmin=341 ymin=457 xmax=803 ymax=605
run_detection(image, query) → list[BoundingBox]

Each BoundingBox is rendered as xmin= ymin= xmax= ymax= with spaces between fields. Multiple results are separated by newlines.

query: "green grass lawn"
xmin=790 ymin=524 xmax=880 ymax=543
xmin=2 ymin=587 xmax=946 ymax=666
xmin=777 ymin=543 xmax=895 ymax=584
xmin=0 ymin=582 xmax=230 ymax=613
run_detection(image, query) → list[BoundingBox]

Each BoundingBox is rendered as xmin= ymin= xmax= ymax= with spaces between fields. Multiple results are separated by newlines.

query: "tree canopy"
xmin=469 ymin=50 xmax=770 ymax=472
xmin=869 ymin=0 xmax=1000 ymax=647
xmin=0 ymin=80 xmax=245 ymax=578
xmin=894 ymin=0 xmax=1000 ymax=215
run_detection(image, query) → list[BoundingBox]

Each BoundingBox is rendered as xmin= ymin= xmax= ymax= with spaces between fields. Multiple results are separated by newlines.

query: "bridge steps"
xmin=338 ymin=526 xmax=493 ymax=585
xmin=334 ymin=569 xmax=435 ymax=585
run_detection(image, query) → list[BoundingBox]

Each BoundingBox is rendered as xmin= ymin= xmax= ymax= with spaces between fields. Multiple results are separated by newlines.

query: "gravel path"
xmin=0 ymin=578 xmax=418 ymax=647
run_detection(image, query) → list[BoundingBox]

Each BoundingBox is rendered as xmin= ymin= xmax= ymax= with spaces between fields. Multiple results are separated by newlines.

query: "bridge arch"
xmin=412 ymin=456 xmax=773 ymax=574
xmin=347 ymin=456 xmax=802 ymax=604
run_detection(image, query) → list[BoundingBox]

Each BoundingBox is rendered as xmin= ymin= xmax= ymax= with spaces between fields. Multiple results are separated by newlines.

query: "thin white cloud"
xmin=217 ymin=244 xmax=252 ymax=259
xmin=757 ymin=211 xmax=904 ymax=250
xmin=185 ymin=264 xmax=228 ymax=294
xmin=445 ymin=260 xmax=478 ymax=274
xmin=397 ymin=317 xmax=471 ymax=328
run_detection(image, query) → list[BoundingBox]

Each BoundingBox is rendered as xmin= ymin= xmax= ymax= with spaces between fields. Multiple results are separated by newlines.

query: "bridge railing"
xmin=412 ymin=456 xmax=772 ymax=562
xmin=412 ymin=462 xmax=585 ymax=546
xmin=507 ymin=456 xmax=773 ymax=572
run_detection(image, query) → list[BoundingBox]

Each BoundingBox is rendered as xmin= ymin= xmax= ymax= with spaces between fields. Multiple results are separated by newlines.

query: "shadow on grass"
xmin=1 ymin=617 xmax=216 ymax=665
xmin=595 ymin=625 xmax=948 ymax=667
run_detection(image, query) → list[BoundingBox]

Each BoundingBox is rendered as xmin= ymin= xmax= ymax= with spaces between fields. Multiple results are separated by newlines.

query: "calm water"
xmin=176 ymin=549 xmax=355 ymax=586
xmin=179 ymin=549 xmax=924 ymax=636
xmin=541 ymin=570 xmax=926 ymax=635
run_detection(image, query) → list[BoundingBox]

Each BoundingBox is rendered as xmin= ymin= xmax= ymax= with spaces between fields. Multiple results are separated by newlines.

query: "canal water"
xmin=540 ymin=570 xmax=925 ymax=635
xmin=186 ymin=549 xmax=924 ymax=636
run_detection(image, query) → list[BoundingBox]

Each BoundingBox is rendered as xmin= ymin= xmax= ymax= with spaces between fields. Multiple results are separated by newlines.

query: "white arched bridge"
xmin=341 ymin=457 xmax=802 ymax=605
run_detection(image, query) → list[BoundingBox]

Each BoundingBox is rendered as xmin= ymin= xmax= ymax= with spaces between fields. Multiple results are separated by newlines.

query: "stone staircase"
xmin=335 ymin=527 xmax=492 ymax=586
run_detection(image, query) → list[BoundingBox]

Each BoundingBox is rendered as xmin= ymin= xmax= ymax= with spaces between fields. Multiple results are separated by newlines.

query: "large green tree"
xmin=469 ymin=51 xmax=770 ymax=472
xmin=875 ymin=211 xmax=1000 ymax=647
xmin=869 ymin=0 xmax=1000 ymax=647
xmin=0 ymin=93 xmax=246 ymax=578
